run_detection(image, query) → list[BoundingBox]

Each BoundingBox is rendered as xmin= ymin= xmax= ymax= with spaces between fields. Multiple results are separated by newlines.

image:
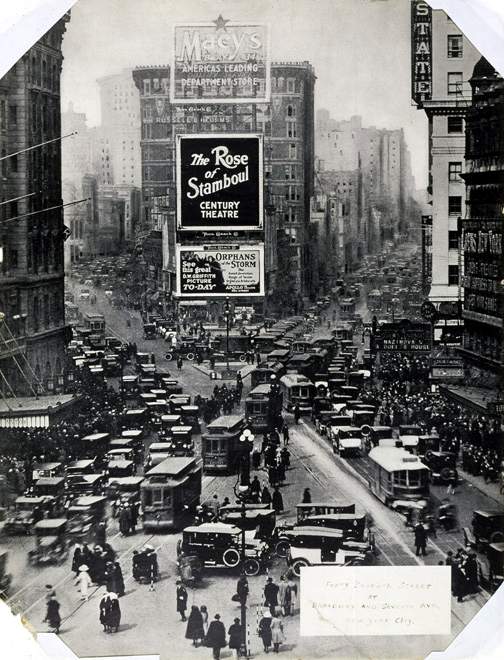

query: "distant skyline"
xmin=61 ymin=0 xmax=430 ymax=187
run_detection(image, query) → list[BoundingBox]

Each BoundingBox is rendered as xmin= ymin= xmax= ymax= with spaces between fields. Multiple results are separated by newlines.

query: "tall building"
xmin=133 ymin=61 xmax=316 ymax=309
xmin=411 ymin=1 xmax=482 ymax=328
xmin=460 ymin=58 xmax=504 ymax=389
xmin=95 ymin=69 xmax=141 ymax=187
xmin=0 ymin=16 xmax=70 ymax=396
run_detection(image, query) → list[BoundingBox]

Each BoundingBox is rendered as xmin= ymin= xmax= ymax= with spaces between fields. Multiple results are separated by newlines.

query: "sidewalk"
xmin=458 ymin=468 xmax=503 ymax=507
xmin=192 ymin=362 xmax=255 ymax=380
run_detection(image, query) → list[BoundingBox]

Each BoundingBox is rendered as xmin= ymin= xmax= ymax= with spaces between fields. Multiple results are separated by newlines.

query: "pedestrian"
xmin=95 ymin=521 xmax=106 ymax=547
xmin=177 ymin=355 xmax=183 ymax=371
xmin=250 ymin=475 xmax=261 ymax=499
xmin=414 ymin=522 xmax=427 ymax=557
xmin=176 ymin=580 xmax=188 ymax=621
xmin=261 ymin=484 xmax=272 ymax=505
xmin=228 ymin=617 xmax=243 ymax=659
xmin=264 ymin=577 xmax=280 ymax=616
xmin=270 ymin=613 xmax=285 ymax=653
xmin=278 ymin=576 xmax=288 ymax=615
xmin=99 ymin=591 xmax=111 ymax=633
xmin=71 ymin=545 xmax=82 ymax=576
xmin=285 ymin=577 xmax=298 ymax=616
xmin=465 ymin=553 xmax=479 ymax=594
xmin=293 ymin=404 xmax=300 ymax=424
xmin=236 ymin=574 xmax=249 ymax=606
xmin=44 ymin=595 xmax=61 ymax=634
xmin=44 ymin=584 xmax=56 ymax=603
xmin=282 ymin=425 xmax=290 ymax=446
xmin=251 ymin=448 xmax=262 ymax=470
xmin=258 ymin=608 xmax=273 ymax=652
xmin=272 ymin=487 xmax=284 ymax=514
xmin=302 ymin=488 xmax=311 ymax=504
xmin=185 ymin=605 xmax=205 ymax=647
xmin=129 ymin=502 xmax=138 ymax=534
xmin=119 ymin=505 xmax=131 ymax=536
xmin=76 ymin=564 xmax=92 ymax=601
xmin=108 ymin=592 xmax=121 ymax=633
xmin=446 ymin=472 xmax=458 ymax=496
xmin=204 ymin=613 xmax=227 ymax=660
xmin=114 ymin=561 xmax=125 ymax=597
xmin=200 ymin=604 xmax=209 ymax=635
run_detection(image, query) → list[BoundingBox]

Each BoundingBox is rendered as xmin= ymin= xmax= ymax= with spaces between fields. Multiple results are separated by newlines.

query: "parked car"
xmin=472 ymin=510 xmax=504 ymax=546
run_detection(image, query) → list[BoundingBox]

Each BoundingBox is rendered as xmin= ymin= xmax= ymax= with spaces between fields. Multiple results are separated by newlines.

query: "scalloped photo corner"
xmin=0 ymin=1 xmax=503 ymax=660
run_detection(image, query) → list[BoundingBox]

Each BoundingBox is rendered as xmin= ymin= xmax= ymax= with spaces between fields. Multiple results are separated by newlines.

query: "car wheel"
xmin=239 ymin=354 xmax=247 ymax=362
xmin=165 ymin=352 xmax=173 ymax=361
xmin=275 ymin=539 xmax=290 ymax=558
xmin=243 ymin=558 xmax=261 ymax=576
xmin=222 ymin=548 xmax=241 ymax=568
xmin=186 ymin=352 xmax=195 ymax=361
xmin=291 ymin=558 xmax=309 ymax=577
xmin=490 ymin=531 xmax=504 ymax=544
xmin=440 ymin=467 xmax=452 ymax=483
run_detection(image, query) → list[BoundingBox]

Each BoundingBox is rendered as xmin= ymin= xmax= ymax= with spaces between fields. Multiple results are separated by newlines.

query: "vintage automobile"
xmin=106 ymin=476 xmax=144 ymax=506
xmin=168 ymin=426 xmax=194 ymax=456
xmin=143 ymin=323 xmax=157 ymax=340
xmin=3 ymin=496 xmax=55 ymax=535
xmin=315 ymin=411 xmax=350 ymax=436
xmin=32 ymin=477 xmax=66 ymax=510
xmin=177 ymin=522 xmax=269 ymax=576
xmin=0 ymin=549 xmax=11 ymax=597
xmin=32 ymin=462 xmax=63 ymax=481
xmin=286 ymin=527 xmax=370 ymax=576
xmin=28 ymin=519 xmax=69 ymax=565
xmin=218 ymin=504 xmax=277 ymax=543
xmin=107 ymin=459 xmax=136 ymax=479
xmin=66 ymin=496 xmax=107 ymax=544
xmin=331 ymin=426 xmax=363 ymax=457
xmin=326 ymin=416 xmax=355 ymax=445
xmin=472 ymin=510 xmax=504 ymax=546
xmin=106 ymin=447 xmax=135 ymax=463
xmin=422 ymin=451 xmax=457 ymax=483
xmin=66 ymin=473 xmax=105 ymax=497
xmin=487 ymin=542 xmax=504 ymax=591
xmin=144 ymin=442 xmax=172 ymax=470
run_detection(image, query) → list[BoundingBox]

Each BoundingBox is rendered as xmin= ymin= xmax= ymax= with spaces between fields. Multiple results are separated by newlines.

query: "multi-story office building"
xmin=460 ymin=58 xmax=504 ymax=388
xmin=411 ymin=1 xmax=482 ymax=328
xmin=0 ymin=17 xmax=70 ymax=396
xmin=133 ymin=61 xmax=316 ymax=307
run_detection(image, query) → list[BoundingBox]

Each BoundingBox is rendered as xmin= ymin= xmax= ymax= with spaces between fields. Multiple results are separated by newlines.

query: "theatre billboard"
xmin=176 ymin=133 xmax=263 ymax=231
xmin=172 ymin=19 xmax=270 ymax=104
xmin=176 ymin=244 xmax=264 ymax=298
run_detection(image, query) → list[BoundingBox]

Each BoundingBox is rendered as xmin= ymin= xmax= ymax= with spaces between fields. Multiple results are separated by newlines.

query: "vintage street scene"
xmin=0 ymin=1 xmax=502 ymax=658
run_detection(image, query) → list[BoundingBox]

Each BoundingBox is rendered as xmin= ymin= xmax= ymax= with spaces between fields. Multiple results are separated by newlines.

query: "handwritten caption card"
xmin=300 ymin=566 xmax=451 ymax=636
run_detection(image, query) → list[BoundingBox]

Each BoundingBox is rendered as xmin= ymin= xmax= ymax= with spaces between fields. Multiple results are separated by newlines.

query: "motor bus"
xmin=279 ymin=374 xmax=314 ymax=413
xmin=83 ymin=312 xmax=106 ymax=348
xmin=251 ymin=361 xmax=285 ymax=388
xmin=244 ymin=384 xmax=271 ymax=433
xmin=367 ymin=447 xmax=429 ymax=507
xmin=201 ymin=415 xmax=246 ymax=474
xmin=141 ymin=456 xmax=202 ymax=530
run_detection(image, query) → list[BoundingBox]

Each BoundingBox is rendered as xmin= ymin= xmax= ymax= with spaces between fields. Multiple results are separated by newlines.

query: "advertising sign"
xmin=176 ymin=134 xmax=263 ymax=231
xmin=172 ymin=19 xmax=270 ymax=104
xmin=411 ymin=1 xmax=432 ymax=105
xmin=375 ymin=319 xmax=432 ymax=353
xmin=176 ymin=244 xmax=264 ymax=297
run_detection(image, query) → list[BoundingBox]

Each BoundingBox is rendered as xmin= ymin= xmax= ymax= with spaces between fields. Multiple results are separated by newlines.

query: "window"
xmin=287 ymin=78 xmax=295 ymax=93
xmin=143 ymin=79 xmax=151 ymax=95
xmin=448 ymin=230 xmax=459 ymax=250
xmin=448 ymin=265 xmax=459 ymax=286
xmin=289 ymin=143 xmax=297 ymax=160
xmin=448 ymin=196 xmax=462 ymax=215
xmin=287 ymin=104 xmax=296 ymax=117
xmin=448 ymin=116 xmax=464 ymax=133
xmin=447 ymin=35 xmax=463 ymax=58
xmin=9 ymin=105 xmax=17 ymax=125
xmin=448 ymin=162 xmax=462 ymax=181
xmin=447 ymin=72 xmax=463 ymax=95
xmin=286 ymin=120 xmax=297 ymax=138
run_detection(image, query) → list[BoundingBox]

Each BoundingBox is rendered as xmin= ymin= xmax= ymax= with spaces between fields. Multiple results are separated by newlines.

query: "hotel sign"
xmin=176 ymin=133 xmax=263 ymax=231
xmin=411 ymin=1 xmax=432 ymax=105
xmin=172 ymin=18 xmax=270 ymax=104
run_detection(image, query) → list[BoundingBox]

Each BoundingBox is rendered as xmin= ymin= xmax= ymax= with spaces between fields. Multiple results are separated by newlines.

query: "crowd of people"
xmin=444 ymin=549 xmax=481 ymax=602
xmin=196 ymin=380 xmax=243 ymax=425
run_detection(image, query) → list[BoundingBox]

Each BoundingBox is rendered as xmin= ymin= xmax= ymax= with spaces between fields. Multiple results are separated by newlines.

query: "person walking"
xmin=465 ymin=553 xmax=480 ymax=594
xmin=99 ymin=591 xmax=111 ymax=633
xmin=200 ymin=605 xmax=209 ymax=635
xmin=264 ymin=577 xmax=280 ymax=616
xmin=185 ymin=605 xmax=205 ymax=647
xmin=108 ymin=592 xmax=121 ymax=633
xmin=270 ymin=613 xmax=284 ymax=653
xmin=228 ymin=617 xmax=243 ymax=659
xmin=285 ymin=577 xmax=298 ymax=616
xmin=446 ymin=471 xmax=458 ymax=496
xmin=414 ymin=522 xmax=427 ymax=557
xmin=236 ymin=574 xmax=249 ymax=607
xmin=282 ymin=426 xmax=290 ymax=446
xmin=261 ymin=484 xmax=272 ymax=505
xmin=258 ymin=609 xmax=273 ymax=653
xmin=293 ymin=404 xmax=300 ymax=424
xmin=119 ymin=505 xmax=131 ymax=537
xmin=44 ymin=595 xmax=61 ymax=634
xmin=279 ymin=576 xmax=288 ymax=616
xmin=205 ymin=613 xmax=227 ymax=660
xmin=177 ymin=355 xmax=183 ymax=371
xmin=272 ymin=487 xmax=284 ymax=514
xmin=176 ymin=580 xmax=188 ymax=621
xmin=250 ymin=475 xmax=261 ymax=499
xmin=302 ymin=488 xmax=311 ymax=504
xmin=76 ymin=564 xmax=92 ymax=601
xmin=71 ymin=545 xmax=83 ymax=576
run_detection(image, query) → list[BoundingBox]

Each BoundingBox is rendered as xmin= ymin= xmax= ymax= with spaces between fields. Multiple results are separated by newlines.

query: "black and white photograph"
xmin=0 ymin=0 xmax=503 ymax=658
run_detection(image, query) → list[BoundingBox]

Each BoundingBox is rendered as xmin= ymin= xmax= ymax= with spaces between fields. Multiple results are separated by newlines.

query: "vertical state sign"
xmin=411 ymin=1 xmax=432 ymax=105
xmin=177 ymin=134 xmax=263 ymax=231
xmin=172 ymin=20 xmax=270 ymax=104
xmin=176 ymin=245 xmax=264 ymax=297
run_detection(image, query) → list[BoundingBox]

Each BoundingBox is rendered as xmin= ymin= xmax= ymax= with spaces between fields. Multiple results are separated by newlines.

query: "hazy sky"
xmin=61 ymin=0 xmax=428 ymax=187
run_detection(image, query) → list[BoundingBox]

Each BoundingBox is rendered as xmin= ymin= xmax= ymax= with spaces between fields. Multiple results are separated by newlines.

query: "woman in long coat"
xmin=228 ymin=618 xmax=242 ymax=658
xmin=107 ymin=593 xmax=121 ymax=632
xmin=71 ymin=545 xmax=82 ymax=575
xmin=185 ymin=605 xmax=205 ymax=646
xmin=76 ymin=564 xmax=92 ymax=601
xmin=99 ymin=592 xmax=111 ymax=632
xmin=285 ymin=578 xmax=298 ymax=616
xmin=205 ymin=613 xmax=227 ymax=660
xmin=270 ymin=614 xmax=284 ymax=653
xmin=258 ymin=610 xmax=272 ymax=653
xmin=272 ymin=488 xmax=284 ymax=514
xmin=45 ymin=596 xmax=61 ymax=634
xmin=261 ymin=485 xmax=272 ymax=505
xmin=119 ymin=506 xmax=131 ymax=536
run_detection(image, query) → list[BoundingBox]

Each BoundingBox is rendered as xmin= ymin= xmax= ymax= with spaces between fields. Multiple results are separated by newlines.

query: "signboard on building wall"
xmin=172 ymin=20 xmax=270 ymax=104
xmin=375 ymin=319 xmax=432 ymax=352
xmin=176 ymin=133 xmax=263 ymax=231
xmin=411 ymin=1 xmax=432 ymax=105
xmin=463 ymin=218 xmax=503 ymax=324
xmin=175 ymin=244 xmax=264 ymax=297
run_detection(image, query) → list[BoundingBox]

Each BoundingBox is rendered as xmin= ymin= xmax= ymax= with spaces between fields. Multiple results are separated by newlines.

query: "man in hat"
xmin=264 ymin=577 xmax=280 ymax=616
xmin=205 ymin=613 xmax=227 ymax=660
xmin=176 ymin=580 xmax=188 ymax=621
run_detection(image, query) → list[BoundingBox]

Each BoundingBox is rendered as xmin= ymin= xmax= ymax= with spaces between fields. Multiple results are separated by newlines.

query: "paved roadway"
xmin=2 ymin=275 xmax=490 ymax=658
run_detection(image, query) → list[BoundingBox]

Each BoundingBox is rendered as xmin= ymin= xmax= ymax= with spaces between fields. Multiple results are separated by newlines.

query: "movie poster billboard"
xmin=176 ymin=133 xmax=263 ymax=231
xmin=172 ymin=20 xmax=270 ymax=104
xmin=175 ymin=244 xmax=264 ymax=297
